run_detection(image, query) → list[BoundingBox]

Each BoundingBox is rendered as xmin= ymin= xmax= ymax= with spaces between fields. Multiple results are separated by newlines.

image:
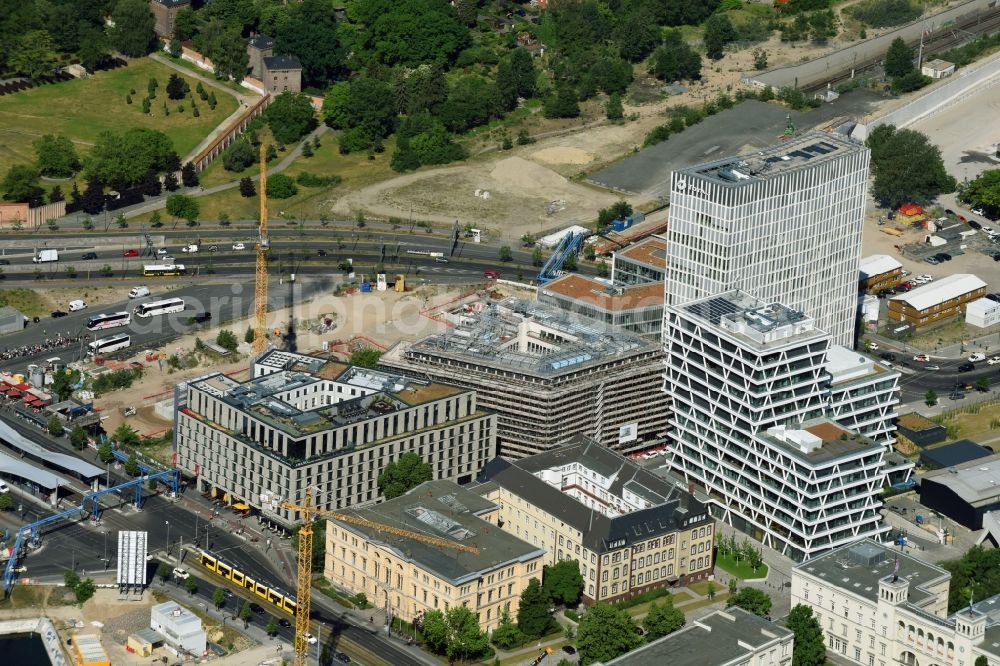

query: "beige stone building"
xmin=474 ymin=436 xmax=715 ymax=604
xmin=324 ymin=480 xmax=544 ymax=632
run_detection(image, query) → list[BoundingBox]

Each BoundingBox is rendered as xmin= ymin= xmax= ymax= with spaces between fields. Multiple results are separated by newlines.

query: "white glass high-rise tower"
xmin=665 ymin=132 xmax=869 ymax=347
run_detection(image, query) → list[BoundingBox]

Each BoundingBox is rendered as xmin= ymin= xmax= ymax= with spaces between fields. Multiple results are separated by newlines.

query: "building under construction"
xmin=380 ymin=298 xmax=667 ymax=459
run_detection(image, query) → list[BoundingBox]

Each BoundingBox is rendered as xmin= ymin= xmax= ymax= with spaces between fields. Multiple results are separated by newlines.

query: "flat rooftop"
xmin=605 ymin=607 xmax=792 ymax=666
xmin=922 ymin=453 xmax=1000 ymax=505
xmin=614 ymin=235 xmax=667 ymax=269
xmin=403 ymin=298 xmax=658 ymax=377
xmin=795 ymin=539 xmax=949 ymax=606
xmin=541 ymin=275 xmax=663 ymax=312
xmin=331 ymin=480 xmax=544 ymax=584
xmin=679 ymin=291 xmax=823 ymax=349
xmin=190 ymin=358 xmax=466 ymax=437
xmin=678 ymin=131 xmax=864 ymax=187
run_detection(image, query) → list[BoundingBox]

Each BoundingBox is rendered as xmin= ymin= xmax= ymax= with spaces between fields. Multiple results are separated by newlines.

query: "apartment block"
xmin=666 ymin=132 xmax=869 ymax=346
xmin=888 ymin=274 xmax=987 ymax=328
xmin=663 ymin=292 xmax=895 ymax=561
xmin=474 ymin=436 xmax=715 ymax=604
xmin=324 ymin=480 xmax=544 ymax=633
xmin=792 ymin=539 xmax=1000 ymax=666
xmin=175 ymin=350 xmax=496 ymax=529
xmin=380 ymin=299 xmax=667 ymax=458
xmin=824 ymin=345 xmax=900 ymax=448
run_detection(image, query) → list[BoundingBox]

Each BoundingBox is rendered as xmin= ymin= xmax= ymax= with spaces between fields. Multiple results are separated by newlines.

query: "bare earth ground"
xmin=96 ymin=284 xmax=460 ymax=437
xmin=328 ymin=36 xmax=841 ymax=239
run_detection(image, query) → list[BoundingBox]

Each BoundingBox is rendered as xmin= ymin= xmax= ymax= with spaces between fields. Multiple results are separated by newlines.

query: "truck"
xmin=32 ymin=249 xmax=58 ymax=263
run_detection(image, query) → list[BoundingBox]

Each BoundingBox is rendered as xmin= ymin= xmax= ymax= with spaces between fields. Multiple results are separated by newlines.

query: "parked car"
xmin=880 ymin=352 xmax=896 ymax=362
xmin=958 ymin=362 xmax=975 ymax=372
xmin=925 ymin=256 xmax=941 ymax=265
xmin=335 ymin=653 xmax=351 ymax=664
xmin=278 ymin=618 xmax=292 ymax=628
xmin=969 ymin=353 xmax=987 ymax=362
xmin=306 ymin=634 xmax=317 ymax=645
xmin=81 ymin=252 xmax=98 ymax=260
xmin=173 ymin=568 xmax=190 ymax=580
xmin=950 ymin=391 xmax=966 ymax=401
xmin=945 ymin=208 xmax=955 ymax=215
xmin=938 ymin=253 xmax=952 ymax=261
xmin=972 ymin=206 xmax=985 ymax=215
xmin=181 ymin=244 xmax=198 ymax=253
xmin=123 ymin=249 xmax=139 ymax=257
xmin=317 ymin=249 xmax=327 ymax=257
xmin=249 ymin=603 xmax=265 ymax=615
xmin=866 ymin=343 xmax=879 ymax=351
xmin=51 ymin=310 xmax=67 ymax=318
xmin=435 ymin=256 xmax=449 ymax=263
xmin=988 ymin=356 xmax=1000 ymax=366
xmin=988 ymin=294 xmax=1000 ymax=303
xmin=208 ymin=244 xmax=218 ymax=252
xmin=156 ymin=248 xmax=169 ymax=256
xmin=562 ymin=646 xmax=577 ymax=655
xmin=232 ymin=242 xmax=245 ymax=251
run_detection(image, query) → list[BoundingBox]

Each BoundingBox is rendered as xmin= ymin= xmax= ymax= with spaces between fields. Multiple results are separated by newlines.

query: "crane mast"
xmin=253 ymin=143 xmax=269 ymax=355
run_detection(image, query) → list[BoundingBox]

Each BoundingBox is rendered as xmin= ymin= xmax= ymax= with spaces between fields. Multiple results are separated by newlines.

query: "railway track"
xmin=802 ymin=9 xmax=1000 ymax=93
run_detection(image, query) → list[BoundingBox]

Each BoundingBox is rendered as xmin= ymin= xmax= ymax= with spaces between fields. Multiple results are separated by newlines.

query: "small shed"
xmin=127 ymin=628 xmax=163 ymax=657
xmin=896 ymin=203 xmax=926 ymax=225
xmin=897 ymin=412 xmax=947 ymax=447
xmin=920 ymin=440 xmax=993 ymax=470
xmin=0 ymin=306 xmax=25 ymax=335
xmin=921 ymin=59 xmax=955 ymax=79
xmin=71 ymin=634 xmax=110 ymax=666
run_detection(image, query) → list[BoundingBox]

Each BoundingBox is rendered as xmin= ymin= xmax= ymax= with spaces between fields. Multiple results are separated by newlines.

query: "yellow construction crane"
xmin=253 ymin=143 xmax=269 ymax=356
xmin=280 ymin=488 xmax=479 ymax=666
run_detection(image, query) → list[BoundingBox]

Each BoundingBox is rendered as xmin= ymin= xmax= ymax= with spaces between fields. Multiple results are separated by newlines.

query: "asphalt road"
xmin=887 ymin=352 xmax=1000 ymax=402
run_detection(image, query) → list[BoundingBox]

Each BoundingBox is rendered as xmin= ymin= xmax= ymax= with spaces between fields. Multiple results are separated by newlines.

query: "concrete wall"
xmin=746 ymin=0 xmax=1000 ymax=90
xmin=0 ymin=618 xmax=69 ymax=666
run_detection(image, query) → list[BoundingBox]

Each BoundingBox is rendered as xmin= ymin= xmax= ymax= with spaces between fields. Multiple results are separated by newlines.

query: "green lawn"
xmin=0 ymin=287 xmax=54 ymax=317
xmin=0 ymin=58 xmax=239 ymax=168
xmin=715 ymin=553 xmax=769 ymax=580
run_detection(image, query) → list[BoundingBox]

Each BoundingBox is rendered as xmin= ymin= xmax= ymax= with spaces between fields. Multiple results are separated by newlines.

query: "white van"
xmin=181 ymin=244 xmax=199 ymax=253
xmin=128 ymin=286 xmax=150 ymax=299
xmin=69 ymin=300 xmax=87 ymax=312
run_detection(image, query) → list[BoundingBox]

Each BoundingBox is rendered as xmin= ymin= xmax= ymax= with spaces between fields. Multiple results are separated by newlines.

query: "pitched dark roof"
xmin=263 ymin=55 xmax=302 ymax=71
xmin=248 ymin=34 xmax=275 ymax=50
xmin=475 ymin=436 xmax=710 ymax=553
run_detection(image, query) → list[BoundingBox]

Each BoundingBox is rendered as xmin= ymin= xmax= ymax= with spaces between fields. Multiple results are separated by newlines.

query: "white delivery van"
xmin=33 ymin=249 xmax=59 ymax=263
xmin=181 ymin=244 xmax=199 ymax=253
xmin=69 ymin=299 xmax=87 ymax=312
xmin=129 ymin=286 xmax=150 ymax=299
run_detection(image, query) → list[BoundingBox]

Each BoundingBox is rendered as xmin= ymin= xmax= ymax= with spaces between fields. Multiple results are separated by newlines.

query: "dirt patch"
xmin=530 ymin=146 xmax=594 ymax=165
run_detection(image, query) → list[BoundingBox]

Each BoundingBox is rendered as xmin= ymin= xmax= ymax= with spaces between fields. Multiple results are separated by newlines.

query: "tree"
xmin=866 ymin=125 xmax=957 ymax=208
xmin=577 ymin=603 xmax=643 ymax=665
xmin=166 ymin=73 xmax=186 ymax=101
xmin=704 ymin=13 xmax=737 ymax=59
xmin=164 ymin=172 xmax=179 ymax=192
xmin=34 ymin=135 xmax=80 ymax=178
xmin=960 ymin=169 xmax=1000 ymax=215
xmin=727 ymin=587 xmax=772 ymax=617
xmin=443 ymin=606 xmax=489 ymax=662
xmin=245 ymin=327 xmax=256 ymax=344
xmin=787 ymin=604 xmax=826 ymax=666
xmin=543 ymin=560 xmax=584 ymax=606
xmin=509 ymin=48 xmax=537 ymax=99
xmin=613 ymin=10 xmax=661 ymax=63
xmin=439 ymin=74 xmax=499 ymax=133
xmin=499 ymin=246 xmax=514 ymax=262
xmin=156 ymin=562 xmax=170 ymax=583
xmin=606 ymin=93 xmax=624 ymax=121
xmin=2 ymin=165 xmax=43 ymax=204
xmin=47 ymin=416 xmax=65 ymax=437
xmin=239 ymin=177 xmax=256 ymax=198
xmin=186 ymin=576 xmax=199 ymax=596
xmin=111 ymin=0 xmax=156 ymax=57
xmin=421 ymin=609 xmax=448 ymax=654
xmin=378 ymin=452 xmax=433 ymax=499
xmin=114 ymin=423 xmax=140 ymax=447
xmin=885 ymin=37 xmax=914 ymax=78
xmin=518 ymin=578 xmax=556 ymax=638
xmin=925 ymin=389 xmax=937 ymax=406
xmin=351 ymin=0 xmax=470 ymax=68
xmin=651 ymin=31 xmax=702 ymax=82
xmin=563 ymin=253 xmax=578 ymax=271
xmin=753 ymin=48 xmax=769 ymax=70
xmin=9 ymin=30 xmax=57 ymax=81
xmin=532 ymin=247 xmax=544 ymax=267
xmin=78 ymin=27 xmax=111 ymax=72
xmin=80 ymin=176 xmax=104 ymax=214
xmin=97 ymin=441 xmax=114 ymax=463
xmin=216 ymin=329 xmax=239 ymax=352
xmin=643 ymin=597 xmax=685 ymax=640
xmin=74 ymin=578 xmax=97 ymax=604
xmin=124 ymin=453 xmax=140 ymax=476
xmin=266 ymin=93 xmax=318 ymax=145
xmin=64 ymin=570 xmax=81 ymax=591
xmin=181 ymin=162 xmax=198 ymax=188
xmin=69 ymin=426 xmax=88 ymax=451
xmin=977 ymin=376 xmax=991 ymax=393
xmin=266 ymin=616 xmax=278 ymax=637
xmin=976 ymin=656 xmax=990 ymax=666
xmin=301 ymin=141 xmax=314 ymax=158
xmin=193 ymin=19 xmax=248 ymax=82
xmin=596 ymin=260 xmax=609 ymax=277
xmin=0 ymin=493 xmax=13 ymax=512
xmin=266 ymin=174 xmax=298 ymax=199
xmin=166 ymin=194 xmax=200 ymax=223
xmin=544 ymin=83 xmax=580 ymax=119
xmin=275 ymin=0 xmax=344 ymax=88
xmin=491 ymin=608 xmax=525 ymax=649
xmin=346 ymin=348 xmax=382 ymax=369
xmin=213 ymin=587 xmax=226 ymax=610
xmin=84 ymin=128 xmax=176 ymax=187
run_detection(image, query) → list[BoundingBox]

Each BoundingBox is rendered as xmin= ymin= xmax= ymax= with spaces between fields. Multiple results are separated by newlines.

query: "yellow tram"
xmin=193 ymin=548 xmax=296 ymax=615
